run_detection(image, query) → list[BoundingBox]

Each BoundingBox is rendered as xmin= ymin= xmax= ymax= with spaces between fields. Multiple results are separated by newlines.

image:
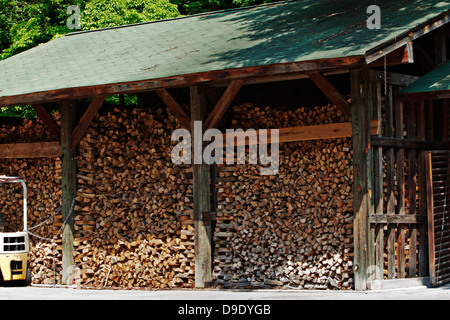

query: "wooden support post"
xmin=407 ymin=102 xmax=418 ymax=277
xmin=425 ymin=151 xmax=436 ymax=285
xmin=60 ymin=100 xmax=77 ymax=285
xmin=191 ymin=86 xmax=212 ymax=288
xmin=385 ymin=84 xmax=396 ymax=279
xmin=350 ymin=69 xmax=374 ymax=290
xmin=394 ymin=87 xmax=406 ymax=279
xmin=373 ymin=81 xmax=384 ymax=278
xmin=417 ymin=100 xmax=428 ymax=277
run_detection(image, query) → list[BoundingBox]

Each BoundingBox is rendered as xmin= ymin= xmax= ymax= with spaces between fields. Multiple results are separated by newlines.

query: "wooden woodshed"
xmin=0 ymin=0 xmax=448 ymax=290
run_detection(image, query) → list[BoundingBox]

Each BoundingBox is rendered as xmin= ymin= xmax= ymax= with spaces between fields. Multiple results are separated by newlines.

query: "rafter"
xmin=307 ymin=72 xmax=351 ymax=118
xmin=155 ymin=88 xmax=191 ymax=131
xmin=203 ymin=79 xmax=245 ymax=131
xmin=71 ymin=95 xmax=106 ymax=150
xmin=32 ymin=104 xmax=61 ymax=142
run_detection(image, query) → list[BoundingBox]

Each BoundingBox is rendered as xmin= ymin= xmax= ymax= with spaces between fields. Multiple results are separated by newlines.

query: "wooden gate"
xmin=426 ymin=150 xmax=450 ymax=286
xmin=368 ymin=71 xmax=432 ymax=283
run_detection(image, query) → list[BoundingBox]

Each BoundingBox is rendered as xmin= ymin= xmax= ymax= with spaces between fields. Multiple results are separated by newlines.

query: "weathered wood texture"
xmin=191 ymin=86 xmax=213 ymax=288
xmin=368 ymin=74 xmax=434 ymax=283
xmin=61 ymin=100 xmax=77 ymax=285
xmin=214 ymin=121 xmax=379 ymax=147
xmin=350 ymin=69 xmax=374 ymax=290
xmin=0 ymin=57 xmax=365 ymax=107
xmin=0 ymin=142 xmax=60 ymax=159
xmin=427 ymin=150 xmax=450 ymax=286
xmin=71 ymin=96 xmax=106 ymax=150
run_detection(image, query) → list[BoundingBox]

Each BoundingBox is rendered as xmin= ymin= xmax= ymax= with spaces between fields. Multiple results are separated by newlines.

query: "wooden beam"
xmin=350 ymin=68 xmax=374 ymax=290
xmin=211 ymin=69 xmax=350 ymax=87
xmin=191 ymin=86 xmax=212 ymax=288
xmin=213 ymin=120 xmax=379 ymax=147
xmin=0 ymin=142 xmax=60 ymax=158
xmin=307 ymin=72 xmax=350 ymax=117
xmin=401 ymin=90 xmax=450 ymax=101
xmin=61 ymin=100 xmax=77 ymax=285
xmin=371 ymin=137 xmax=450 ymax=150
xmin=32 ymin=104 xmax=61 ymax=142
xmin=203 ymin=79 xmax=245 ymax=131
xmin=368 ymin=70 xmax=419 ymax=87
xmin=71 ymin=95 xmax=106 ymax=150
xmin=369 ymin=214 xmax=427 ymax=224
xmin=0 ymin=56 xmax=365 ymax=107
xmin=367 ymin=44 xmax=415 ymax=67
xmin=155 ymin=89 xmax=191 ymax=131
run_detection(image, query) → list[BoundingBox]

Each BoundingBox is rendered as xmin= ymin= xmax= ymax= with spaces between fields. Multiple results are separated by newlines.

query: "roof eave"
xmin=365 ymin=10 xmax=449 ymax=64
xmin=0 ymin=55 xmax=365 ymax=107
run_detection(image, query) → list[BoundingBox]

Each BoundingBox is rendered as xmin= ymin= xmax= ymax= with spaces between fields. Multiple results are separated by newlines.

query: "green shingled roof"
xmin=400 ymin=61 xmax=450 ymax=94
xmin=0 ymin=0 xmax=449 ymax=104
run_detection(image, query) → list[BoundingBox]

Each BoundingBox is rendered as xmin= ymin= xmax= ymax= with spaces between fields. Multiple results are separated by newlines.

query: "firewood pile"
xmin=213 ymin=103 xmax=354 ymax=289
xmin=0 ymin=101 xmax=355 ymax=289
xmin=71 ymin=106 xmax=196 ymax=288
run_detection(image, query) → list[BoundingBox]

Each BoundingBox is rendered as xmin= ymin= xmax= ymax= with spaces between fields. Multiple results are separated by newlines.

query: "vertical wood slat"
xmin=373 ymin=82 xmax=384 ymax=278
xmin=444 ymin=99 xmax=449 ymax=142
xmin=351 ymin=69 xmax=374 ymax=290
xmin=426 ymin=151 xmax=436 ymax=284
xmin=408 ymin=102 xmax=418 ymax=277
xmin=426 ymin=100 xmax=434 ymax=142
xmin=191 ymin=86 xmax=212 ymax=288
xmin=417 ymin=100 xmax=428 ymax=277
xmin=61 ymin=100 xmax=77 ymax=285
xmin=428 ymin=150 xmax=450 ymax=286
xmin=394 ymin=87 xmax=406 ymax=278
xmin=386 ymin=85 xmax=396 ymax=279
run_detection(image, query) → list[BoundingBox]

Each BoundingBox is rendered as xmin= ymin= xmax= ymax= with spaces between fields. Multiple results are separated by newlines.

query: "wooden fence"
xmin=427 ymin=150 xmax=450 ymax=286
xmin=368 ymin=71 xmax=442 ymax=281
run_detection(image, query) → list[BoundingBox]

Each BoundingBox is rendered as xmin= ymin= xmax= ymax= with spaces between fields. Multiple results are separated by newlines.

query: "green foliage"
xmin=170 ymin=0 xmax=277 ymax=15
xmin=0 ymin=0 xmax=89 ymax=60
xmin=0 ymin=0 xmax=277 ymax=118
xmin=80 ymin=0 xmax=180 ymax=30
xmin=0 ymin=105 xmax=37 ymax=118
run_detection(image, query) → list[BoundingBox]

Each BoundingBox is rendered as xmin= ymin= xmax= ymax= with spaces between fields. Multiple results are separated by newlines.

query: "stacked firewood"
xmin=72 ymin=106 xmax=195 ymax=288
xmin=213 ymin=103 xmax=354 ymax=289
xmin=0 ymin=101 xmax=355 ymax=290
xmin=0 ymin=115 xmax=64 ymax=283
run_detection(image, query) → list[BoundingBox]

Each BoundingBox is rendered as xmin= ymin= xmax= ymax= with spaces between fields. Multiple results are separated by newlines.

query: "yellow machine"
xmin=0 ymin=176 xmax=31 ymax=285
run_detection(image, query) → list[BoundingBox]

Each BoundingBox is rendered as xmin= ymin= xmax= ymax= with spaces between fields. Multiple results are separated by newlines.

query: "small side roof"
xmin=0 ymin=0 xmax=448 ymax=106
xmin=400 ymin=61 xmax=450 ymax=99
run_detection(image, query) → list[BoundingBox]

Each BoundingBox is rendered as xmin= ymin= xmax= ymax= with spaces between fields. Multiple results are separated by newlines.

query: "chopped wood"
xmin=0 ymin=101 xmax=355 ymax=290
